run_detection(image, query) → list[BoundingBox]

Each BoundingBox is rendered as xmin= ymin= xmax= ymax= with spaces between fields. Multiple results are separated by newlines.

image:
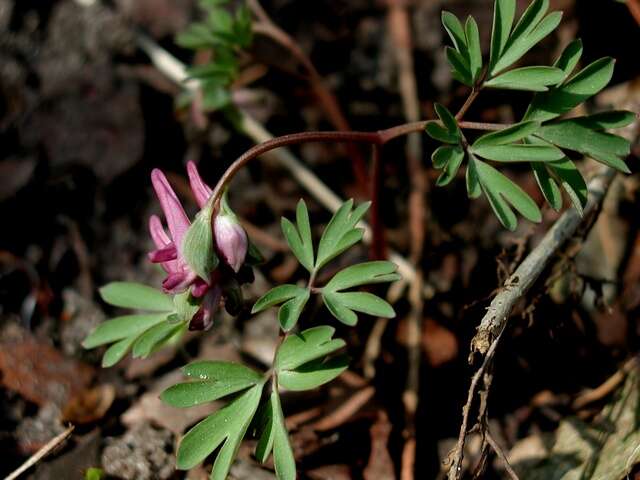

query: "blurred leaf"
xmin=82 ymin=313 xmax=169 ymax=348
xmin=466 ymin=160 xmax=482 ymax=198
xmin=425 ymin=120 xmax=460 ymax=144
xmin=131 ymin=321 xmax=183 ymax=358
xmin=441 ymin=11 xmax=469 ymax=56
xmin=99 ymin=282 xmax=174 ymax=312
xmin=101 ymin=336 xmax=137 ymax=368
xmin=532 ymin=162 xmax=563 ymax=211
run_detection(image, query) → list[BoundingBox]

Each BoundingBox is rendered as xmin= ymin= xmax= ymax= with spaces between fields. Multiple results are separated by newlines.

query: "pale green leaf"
xmin=532 ymin=162 xmax=563 ymax=211
xmin=465 ymin=16 xmax=482 ymax=82
xmin=176 ymin=384 xmax=263 ymax=475
xmin=161 ymin=377 xmax=259 ymax=407
xmin=489 ymin=0 xmax=516 ymax=70
xmin=271 ymin=391 xmax=296 ymax=480
xmin=82 ymin=313 xmax=169 ymax=348
xmin=525 ymin=57 xmax=615 ymax=122
xmin=425 ymin=121 xmax=459 ymax=144
xmin=99 ymin=282 xmax=174 ymax=311
xmin=131 ymin=321 xmax=183 ymax=358
xmin=182 ymin=360 xmax=263 ymax=382
xmin=472 ymin=144 xmax=564 ymax=162
xmin=553 ymin=38 xmax=583 ymax=77
xmin=275 ymin=326 xmax=345 ymax=371
xmin=278 ymin=355 xmax=349 ymax=391
xmin=466 ymin=159 xmax=482 ymax=199
xmin=323 ymin=291 xmax=358 ymax=326
xmin=101 ymin=336 xmax=137 ymax=368
xmin=278 ymin=289 xmax=310 ymax=332
xmin=473 ymin=121 xmax=541 ymax=147
xmin=252 ymin=284 xmax=308 ymax=314
xmin=484 ymin=66 xmax=566 ymax=91
xmin=325 ymin=261 xmax=400 ymax=292
xmin=335 ymin=292 xmax=395 ymax=318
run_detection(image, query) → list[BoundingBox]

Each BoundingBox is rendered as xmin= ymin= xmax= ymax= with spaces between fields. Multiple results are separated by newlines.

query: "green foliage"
xmin=84 ymin=468 xmax=104 ymax=480
xmin=315 ymin=200 xmax=369 ymax=269
xmin=255 ymin=390 xmax=296 ymax=479
xmin=176 ymin=0 xmax=253 ymax=111
xmin=431 ymin=0 xmax=634 ymax=229
xmin=83 ymin=282 xmax=193 ymax=366
xmin=281 ymin=199 xmax=314 ymax=272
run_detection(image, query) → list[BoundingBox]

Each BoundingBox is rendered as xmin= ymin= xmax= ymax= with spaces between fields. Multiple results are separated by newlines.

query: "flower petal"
xmin=149 ymin=215 xmax=171 ymax=248
xmin=149 ymin=245 xmax=178 ymax=263
xmin=186 ymin=161 xmax=213 ymax=209
xmin=162 ymin=269 xmax=196 ymax=293
xmin=189 ymin=286 xmax=221 ymax=331
xmin=191 ymin=278 xmax=210 ymax=298
xmin=151 ymin=169 xmax=190 ymax=246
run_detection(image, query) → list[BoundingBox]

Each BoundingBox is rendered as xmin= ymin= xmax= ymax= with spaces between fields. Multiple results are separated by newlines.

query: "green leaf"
xmin=82 ymin=313 xmax=169 ymax=348
xmin=275 ymin=326 xmax=345 ymax=371
xmin=101 ymin=336 xmax=137 ymax=368
xmin=576 ymin=110 xmax=637 ymax=130
xmin=99 ymin=282 xmax=174 ymax=312
xmin=425 ymin=121 xmax=459 ymax=144
xmin=465 ymin=16 xmax=482 ymax=83
xmin=473 ymin=121 xmax=541 ymax=147
xmin=441 ymin=11 xmax=469 ymax=56
xmin=278 ymin=289 xmax=310 ymax=332
xmin=525 ymin=57 xmax=616 ymax=122
xmin=484 ymin=66 xmax=566 ymax=91
xmin=553 ymin=39 xmax=583 ymax=77
xmin=491 ymin=0 xmax=560 ymax=75
xmin=436 ymin=147 xmax=465 ymax=187
xmin=131 ymin=321 xmax=183 ymax=358
xmin=471 ymin=144 xmax=564 ymax=163
xmin=85 ymin=468 xmax=104 ymax=480
xmin=466 ymin=159 xmax=482 ymax=198
xmin=182 ymin=360 xmax=263 ymax=382
xmin=281 ymin=200 xmax=315 ymax=272
xmin=252 ymin=284 xmax=308 ymax=314
xmin=182 ymin=205 xmax=219 ymax=281
xmin=255 ymin=398 xmax=275 ymax=464
xmin=322 ymin=291 xmax=358 ymax=326
xmin=315 ymin=200 xmax=370 ymax=269
xmin=435 ymin=103 xmax=459 ymax=135
xmin=325 ymin=261 xmax=400 ymax=292
xmin=532 ymin=162 xmax=563 ymax=211
xmin=176 ymin=384 xmax=263 ymax=477
xmin=334 ymin=292 xmax=395 ymax=318
xmin=474 ymin=157 xmax=542 ymax=230
xmin=446 ymin=46 xmax=474 ymax=86
xmin=535 ymin=118 xmax=631 ymax=173
xmin=161 ymin=377 xmax=260 ymax=407
xmin=278 ymin=354 xmax=349 ymax=391
xmin=175 ymin=24 xmax=217 ymax=49
xmin=172 ymin=290 xmax=200 ymax=324
xmin=550 ymin=158 xmax=588 ymax=214
xmin=256 ymin=390 xmax=296 ymax=479
xmin=489 ymin=0 xmax=516 ymax=71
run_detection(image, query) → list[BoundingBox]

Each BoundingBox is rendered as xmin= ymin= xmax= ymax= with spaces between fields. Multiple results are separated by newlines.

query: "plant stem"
xmin=209 ymin=120 xmax=509 ymax=208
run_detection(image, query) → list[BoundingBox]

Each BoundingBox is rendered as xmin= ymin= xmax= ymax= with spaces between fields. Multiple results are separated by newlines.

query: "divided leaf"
xmin=176 ymin=383 xmax=263 ymax=480
xmin=99 ymin=282 xmax=174 ymax=312
xmin=131 ymin=321 xmax=184 ymax=358
xmin=489 ymin=0 xmax=516 ymax=71
xmin=325 ymin=261 xmax=400 ymax=292
xmin=484 ymin=66 xmax=565 ymax=91
xmin=524 ymin=57 xmax=615 ymax=122
xmin=432 ymin=145 xmax=465 ymax=186
xmin=278 ymin=354 xmax=349 ymax=391
xmin=471 ymin=156 xmax=542 ymax=230
xmin=161 ymin=361 xmax=262 ymax=408
xmin=275 ymin=326 xmax=345 ymax=371
xmin=278 ymin=289 xmax=310 ymax=332
xmin=315 ymin=200 xmax=369 ymax=269
xmin=82 ymin=313 xmax=170 ymax=348
xmin=473 ymin=121 xmax=541 ymax=147
xmin=471 ymin=143 xmax=564 ymax=162
xmin=281 ymin=199 xmax=314 ymax=272
xmin=255 ymin=390 xmax=296 ymax=480
xmin=252 ymin=284 xmax=308 ymax=314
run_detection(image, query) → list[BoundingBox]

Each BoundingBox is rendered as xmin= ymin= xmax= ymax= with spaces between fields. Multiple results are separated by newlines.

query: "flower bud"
xmin=214 ymin=213 xmax=248 ymax=273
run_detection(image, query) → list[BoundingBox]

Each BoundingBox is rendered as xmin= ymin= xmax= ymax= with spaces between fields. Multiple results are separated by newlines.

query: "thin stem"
xmin=455 ymin=88 xmax=479 ymax=120
xmin=209 ymin=121 xmax=511 ymax=207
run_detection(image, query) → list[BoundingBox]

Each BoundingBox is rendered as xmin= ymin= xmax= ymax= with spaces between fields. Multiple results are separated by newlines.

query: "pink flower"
xmin=214 ymin=214 xmax=248 ymax=272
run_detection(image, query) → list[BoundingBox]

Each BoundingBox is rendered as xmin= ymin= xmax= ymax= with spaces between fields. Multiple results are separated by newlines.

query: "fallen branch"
xmin=472 ymin=166 xmax=617 ymax=354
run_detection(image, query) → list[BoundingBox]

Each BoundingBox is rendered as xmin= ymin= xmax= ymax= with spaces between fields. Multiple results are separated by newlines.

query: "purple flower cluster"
xmin=148 ymin=161 xmax=249 ymax=330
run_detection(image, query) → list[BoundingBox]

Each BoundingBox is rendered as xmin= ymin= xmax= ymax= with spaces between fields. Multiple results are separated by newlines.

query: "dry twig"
xmin=4 ymin=425 xmax=74 ymax=480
